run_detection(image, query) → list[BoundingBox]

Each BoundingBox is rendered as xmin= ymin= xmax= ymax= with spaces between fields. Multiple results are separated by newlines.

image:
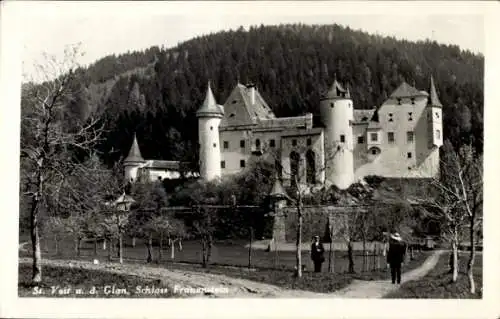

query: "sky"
xmin=3 ymin=1 xmax=488 ymax=81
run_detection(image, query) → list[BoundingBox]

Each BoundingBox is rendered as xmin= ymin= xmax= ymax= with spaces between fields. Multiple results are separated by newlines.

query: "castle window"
xmin=397 ymin=98 xmax=402 ymax=105
xmin=223 ymin=141 xmax=229 ymax=149
xmin=340 ymin=135 xmax=345 ymax=143
xmin=436 ymin=130 xmax=441 ymax=140
xmin=221 ymin=161 xmax=226 ymax=169
xmin=213 ymin=143 xmax=217 ymax=148
xmin=232 ymin=100 xmax=237 ymax=104
xmin=388 ymin=132 xmax=395 ymax=143
xmin=210 ymin=126 xmax=213 ymax=130
xmin=406 ymin=131 xmax=414 ymax=143
xmin=330 ymin=103 xmax=334 ymax=108
xmin=435 ymin=112 xmax=440 ymax=119
xmin=388 ymin=113 xmax=393 ymax=122
xmin=240 ymin=160 xmax=245 ymax=168
xmin=371 ymin=148 xmax=378 ymax=155
xmin=370 ymin=133 xmax=378 ymax=142
xmin=307 ymin=138 xmax=312 ymax=146
xmin=306 ymin=150 xmax=316 ymax=184
xmin=255 ymin=139 xmax=261 ymax=148
xmin=357 ymin=136 xmax=364 ymax=144
xmin=407 ymin=152 xmax=412 ymax=159
xmin=411 ymin=98 xmax=415 ymax=105
xmin=240 ymin=140 xmax=245 ymax=148
xmin=270 ymin=139 xmax=275 ymax=147
xmin=408 ymin=112 xmax=413 ymax=121
xmin=292 ymin=139 xmax=297 ymax=146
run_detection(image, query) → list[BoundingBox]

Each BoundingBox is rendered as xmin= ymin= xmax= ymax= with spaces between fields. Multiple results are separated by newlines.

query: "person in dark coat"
xmin=386 ymin=232 xmax=406 ymax=284
xmin=311 ymin=235 xmax=325 ymax=273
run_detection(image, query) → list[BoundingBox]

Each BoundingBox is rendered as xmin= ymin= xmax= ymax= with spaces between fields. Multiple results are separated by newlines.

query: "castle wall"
xmin=353 ymin=96 xmax=440 ymax=179
xmin=124 ymin=165 xmax=139 ymax=183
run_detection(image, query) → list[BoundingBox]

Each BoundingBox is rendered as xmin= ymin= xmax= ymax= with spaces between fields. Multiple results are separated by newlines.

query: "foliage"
xmin=31 ymin=23 xmax=482 ymax=168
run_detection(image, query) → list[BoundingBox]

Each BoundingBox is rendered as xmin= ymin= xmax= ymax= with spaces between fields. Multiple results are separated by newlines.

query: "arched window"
xmin=306 ymin=150 xmax=316 ymax=184
xmin=290 ymin=151 xmax=300 ymax=187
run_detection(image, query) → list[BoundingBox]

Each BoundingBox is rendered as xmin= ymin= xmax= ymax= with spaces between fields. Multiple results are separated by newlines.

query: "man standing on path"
xmin=387 ymin=232 xmax=406 ymax=284
xmin=311 ymin=235 xmax=325 ymax=273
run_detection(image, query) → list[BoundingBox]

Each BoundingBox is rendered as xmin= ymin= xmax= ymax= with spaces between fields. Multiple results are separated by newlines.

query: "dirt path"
xmin=18 ymin=243 xmax=443 ymax=298
xmin=328 ymin=250 xmax=445 ymax=298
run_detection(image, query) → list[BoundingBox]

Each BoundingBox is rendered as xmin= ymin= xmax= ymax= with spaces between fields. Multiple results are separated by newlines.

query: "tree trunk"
xmin=54 ymin=234 xmax=59 ymax=256
xmin=328 ymin=236 xmax=333 ymax=273
xmin=248 ymin=227 xmax=253 ymax=269
xmin=103 ymin=239 xmax=107 ymax=250
xmin=295 ymin=199 xmax=303 ymax=278
xmin=178 ymin=239 xmax=182 ymax=251
xmin=146 ymin=235 xmax=153 ymax=263
xmin=171 ymin=239 xmax=175 ymax=260
xmin=119 ymin=233 xmax=123 ymax=264
xmin=362 ymin=238 xmax=367 ymax=272
xmin=108 ymin=238 xmax=113 ymax=261
xmin=451 ymin=240 xmax=459 ymax=282
xmin=376 ymin=243 xmax=380 ymax=270
xmin=158 ymin=233 xmax=163 ymax=263
xmin=467 ymin=216 xmax=476 ymax=294
xmin=93 ymin=238 xmax=98 ymax=256
xmin=201 ymin=238 xmax=207 ymax=268
xmin=132 ymin=237 xmax=136 ymax=248
xmin=348 ymin=240 xmax=355 ymax=273
xmin=207 ymin=235 xmax=212 ymax=265
xmin=75 ymin=236 xmax=81 ymax=257
xmin=30 ymin=197 xmax=42 ymax=283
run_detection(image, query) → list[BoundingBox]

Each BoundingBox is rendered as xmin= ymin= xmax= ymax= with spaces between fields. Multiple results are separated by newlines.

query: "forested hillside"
xmin=46 ymin=23 xmax=486 ymax=166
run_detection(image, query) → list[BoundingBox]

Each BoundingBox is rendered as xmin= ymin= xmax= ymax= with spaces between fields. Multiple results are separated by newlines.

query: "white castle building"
xmin=196 ymin=76 xmax=443 ymax=189
xmin=124 ymin=76 xmax=443 ymax=190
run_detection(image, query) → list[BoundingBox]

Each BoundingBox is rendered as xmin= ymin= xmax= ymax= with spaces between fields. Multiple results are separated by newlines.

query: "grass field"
xmin=20 ymin=235 xmax=431 ymax=295
xmin=21 ymin=235 xmax=398 ymax=273
xmin=385 ymin=251 xmax=483 ymax=299
xmin=18 ymin=264 xmax=176 ymax=298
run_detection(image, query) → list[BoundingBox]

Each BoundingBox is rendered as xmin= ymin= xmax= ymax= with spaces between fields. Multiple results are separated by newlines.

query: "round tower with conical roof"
xmin=319 ymin=77 xmax=355 ymax=189
xmin=196 ymin=82 xmax=224 ymax=181
xmin=124 ymin=133 xmax=145 ymax=183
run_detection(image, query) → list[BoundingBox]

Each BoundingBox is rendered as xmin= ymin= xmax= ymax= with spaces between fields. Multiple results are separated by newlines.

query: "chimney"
xmin=247 ymin=83 xmax=256 ymax=105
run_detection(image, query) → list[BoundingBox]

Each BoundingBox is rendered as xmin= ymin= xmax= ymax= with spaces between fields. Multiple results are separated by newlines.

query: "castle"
xmin=125 ymin=76 xmax=443 ymax=190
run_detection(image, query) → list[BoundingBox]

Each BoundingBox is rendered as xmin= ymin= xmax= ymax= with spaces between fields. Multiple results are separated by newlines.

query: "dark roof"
xmin=390 ymin=82 xmax=429 ymax=99
xmin=143 ymin=160 xmax=182 ymax=170
xmin=428 ymin=76 xmax=443 ymax=108
xmin=321 ymin=79 xmax=350 ymax=100
xmin=220 ymin=83 xmax=275 ymax=127
xmin=255 ymin=114 xmax=313 ymax=131
xmin=124 ymin=134 xmax=145 ymax=163
xmin=353 ymin=109 xmax=376 ymax=123
xmin=196 ymin=82 xmax=224 ymax=118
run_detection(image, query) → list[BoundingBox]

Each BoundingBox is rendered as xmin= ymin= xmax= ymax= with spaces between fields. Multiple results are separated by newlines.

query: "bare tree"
xmin=417 ymin=141 xmax=482 ymax=288
xmin=251 ymin=141 xmax=341 ymax=277
xmin=20 ymin=45 xmax=104 ymax=283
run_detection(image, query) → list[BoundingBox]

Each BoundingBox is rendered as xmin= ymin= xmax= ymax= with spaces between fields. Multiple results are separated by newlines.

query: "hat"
xmin=390 ymin=232 xmax=402 ymax=241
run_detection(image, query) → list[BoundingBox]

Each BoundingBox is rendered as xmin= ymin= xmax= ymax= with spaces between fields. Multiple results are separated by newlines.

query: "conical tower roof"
xmin=124 ymin=133 xmax=144 ymax=163
xmin=269 ymin=175 xmax=288 ymax=200
xmin=428 ymin=76 xmax=443 ymax=108
xmin=321 ymin=76 xmax=349 ymax=100
xmin=196 ymin=82 xmax=224 ymax=118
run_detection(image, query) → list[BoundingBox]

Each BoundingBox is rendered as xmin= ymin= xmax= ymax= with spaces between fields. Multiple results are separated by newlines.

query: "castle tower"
xmin=427 ymin=75 xmax=443 ymax=148
xmin=124 ymin=133 xmax=145 ymax=183
xmin=319 ymin=78 xmax=355 ymax=189
xmin=196 ymin=82 xmax=224 ymax=181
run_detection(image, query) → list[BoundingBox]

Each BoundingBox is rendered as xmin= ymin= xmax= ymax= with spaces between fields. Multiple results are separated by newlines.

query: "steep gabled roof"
xmin=196 ymin=82 xmax=224 ymax=118
xmin=428 ymin=76 xmax=443 ymax=108
xmin=124 ymin=133 xmax=144 ymax=163
xmin=353 ymin=109 xmax=376 ymax=123
xmin=321 ymin=78 xmax=350 ymax=100
xmin=390 ymin=81 xmax=428 ymax=99
xmin=220 ymin=83 xmax=275 ymax=127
